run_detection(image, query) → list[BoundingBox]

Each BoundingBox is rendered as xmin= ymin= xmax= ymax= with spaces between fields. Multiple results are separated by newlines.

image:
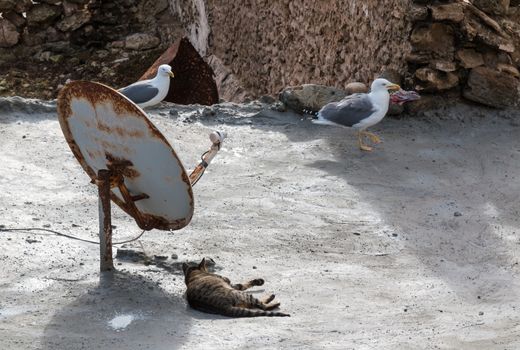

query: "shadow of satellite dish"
xmin=57 ymin=81 xmax=226 ymax=271
xmin=40 ymin=271 xmax=192 ymax=350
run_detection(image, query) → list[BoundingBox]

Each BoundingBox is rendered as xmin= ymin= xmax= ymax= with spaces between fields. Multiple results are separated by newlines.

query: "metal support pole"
xmin=97 ymin=169 xmax=114 ymax=272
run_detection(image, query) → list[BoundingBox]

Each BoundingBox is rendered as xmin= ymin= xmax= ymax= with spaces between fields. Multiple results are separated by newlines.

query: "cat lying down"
xmin=182 ymin=258 xmax=290 ymax=317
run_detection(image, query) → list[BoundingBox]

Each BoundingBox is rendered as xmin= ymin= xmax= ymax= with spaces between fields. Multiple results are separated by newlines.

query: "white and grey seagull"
xmin=311 ymin=78 xmax=401 ymax=152
xmin=119 ymin=64 xmax=175 ymax=108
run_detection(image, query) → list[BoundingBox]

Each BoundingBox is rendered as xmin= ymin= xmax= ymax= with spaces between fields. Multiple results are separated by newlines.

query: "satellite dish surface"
xmin=57 ymin=81 xmax=194 ymax=231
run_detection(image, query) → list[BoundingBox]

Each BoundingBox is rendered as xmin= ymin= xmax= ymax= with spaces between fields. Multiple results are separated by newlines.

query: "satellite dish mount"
xmin=57 ymin=81 xmax=226 ymax=272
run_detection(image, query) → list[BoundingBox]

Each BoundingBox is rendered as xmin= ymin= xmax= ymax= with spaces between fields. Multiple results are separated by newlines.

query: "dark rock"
xmin=461 ymin=15 xmax=514 ymax=53
xmin=56 ymin=10 xmax=92 ymax=32
xmin=14 ymin=0 xmax=32 ymax=14
xmin=279 ymin=84 xmax=346 ymax=113
xmin=62 ymin=1 xmax=80 ymax=16
xmin=473 ymin=0 xmax=510 ymax=15
xmin=0 ymin=19 xmax=20 ymax=48
xmin=497 ymin=63 xmax=520 ymax=77
xmin=40 ymin=0 xmax=62 ymax=4
xmin=26 ymin=4 xmax=63 ymax=27
xmin=0 ymin=0 xmax=16 ymax=12
xmin=431 ymin=3 xmax=465 ymax=23
xmin=388 ymin=103 xmax=405 ymax=116
xmin=258 ymin=95 xmax=276 ymax=104
xmin=3 ymin=11 xmax=26 ymax=29
xmin=124 ymin=33 xmax=160 ymax=50
xmin=408 ymin=5 xmax=429 ymax=21
xmin=463 ymin=67 xmax=520 ymax=108
xmin=432 ymin=60 xmax=457 ymax=73
xmin=405 ymin=52 xmax=431 ymax=65
xmin=456 ymin=49 xmax=485 ymax=68
xmin=380 ymin=69 xmax=402 ymax=85
xmin=415 ymin=68 xmax=459 ymax=91
xmin=454 ymin=211 xmax=463 ymax=217
xmin=410 ymin=23 xmax=455 ymax=59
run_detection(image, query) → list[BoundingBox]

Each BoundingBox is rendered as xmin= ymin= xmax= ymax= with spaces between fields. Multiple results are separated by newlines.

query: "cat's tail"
xmin=224 ymin=306 xmax=290 ymax=318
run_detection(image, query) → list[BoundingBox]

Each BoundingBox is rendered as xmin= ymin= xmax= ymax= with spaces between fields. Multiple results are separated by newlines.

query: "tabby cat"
xmin=182 ymin=258 xmax=290 ymax=317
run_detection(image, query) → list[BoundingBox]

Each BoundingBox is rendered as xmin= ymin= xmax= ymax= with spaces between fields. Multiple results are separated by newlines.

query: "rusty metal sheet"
xmin=57 ymin=81 xmax=194 ymax=231
xmin=140 ymin=37 xmax=219 ymax=106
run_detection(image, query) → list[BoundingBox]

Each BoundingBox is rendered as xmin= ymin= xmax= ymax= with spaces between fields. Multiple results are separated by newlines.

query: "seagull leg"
xmin=362 ymin=131 xmax=382 ymax=144
xmin=357 ymin=131 xmax=373 ymax=152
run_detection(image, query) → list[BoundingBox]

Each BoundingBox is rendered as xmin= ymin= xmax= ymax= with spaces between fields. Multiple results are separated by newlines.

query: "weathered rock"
xmin=408 ymin=5 xmax=429 ymax=21
xmin=405 ymin=52 xmax=430 ymax=64
xmin=472 ymin=0 xmax=510 ymax=16
xmin=463 ymin=67 xmax=519 ymax=108
xmin=26 ymin=4 xmax=63 ymax=26
xmin=40 ymin=0 xmax=62 ymax=4
xmin=124 ymin=33 xmax=160 ymax=50
xmin=431 ymin=3 xmax=465 ymax=23
xmin=456 ymin=49 xmax=485 ymax=68
xmin=56 ymin=10 xmax=91 ymax=32
xmin=45 ymin=26 xmax=68 ymax=43
xmin=136 ymin=0 xmax=169 ymax=21
xmin=410 ymin=23 xmax=455 ymax=58
xmin=497 ymin=63 xmax=520 ymax=77
xmin=415 ymin=68 xmax=459 ymax=91
xmin=0 ymin=0 xmax=16 ymax=12
xmin=345 ymin=82 xmax=368 ymax=94
xmin=462 ymin=15 xmax=514 ymax=53
xmin=63 ymin=1 xmax=81 ymax=17
xmin=433 ymin=60 xmax=457 ymax=72
xmin=3 ymin=12 xmax=26 ymax=29
xmin=279 ymin=84 xmax=347 ymax=113
xmin=14 ymin=0 xmax=32 ymax=14
xmin=387 ymin=103 xmax=405 ymax=116
xmin=0 ymin=19 xmax=20 ymax=48
xmin=380 ymin=69 xmax=402 ymax=85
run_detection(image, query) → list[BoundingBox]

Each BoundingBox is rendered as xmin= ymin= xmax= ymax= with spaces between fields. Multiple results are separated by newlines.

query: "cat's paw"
xmin=253 ymin=278 xmax=264 ymax=286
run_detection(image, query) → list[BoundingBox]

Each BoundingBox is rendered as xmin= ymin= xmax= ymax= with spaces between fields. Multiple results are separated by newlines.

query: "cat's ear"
xmin=182 ymin=263 xmax=189 ymax=274
xmin=199 ymin=258 xmax=207 ymax=270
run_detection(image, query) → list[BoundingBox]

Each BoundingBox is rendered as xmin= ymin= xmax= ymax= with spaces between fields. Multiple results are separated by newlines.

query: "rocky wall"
xmin=0 ymin=0 xmax=183 ymax=98
xmin=172 ymin=0 xmax=520 ymax=109
xmin=205 ymin=0 xmax=414 ymax=98
xmin=407 ymin=0 xmax=520 ymax=109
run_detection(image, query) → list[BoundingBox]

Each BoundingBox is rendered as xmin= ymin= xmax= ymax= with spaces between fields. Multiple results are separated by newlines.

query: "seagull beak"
xmin=168 ymin=71 xmax=175 ymax=78
xmin=387 ymin=84 xmax=401 ymax=92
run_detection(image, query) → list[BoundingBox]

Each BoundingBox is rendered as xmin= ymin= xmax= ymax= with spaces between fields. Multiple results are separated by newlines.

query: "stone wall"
xmin=205 ymin=0 xmax=414 ymax=97
xmin=0 ymin=0 xmax=180 ymax=57
xmin=407 ymin=0 xmax=520 ymax=109
xmin=171 ymin=0 xmax=520 ymax=108
xmin=0 ymin=0 xmax=183 ymax=98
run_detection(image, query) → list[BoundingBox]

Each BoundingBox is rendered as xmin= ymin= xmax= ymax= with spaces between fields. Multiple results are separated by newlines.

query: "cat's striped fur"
xmin=182 ymin=258 xmax=290 ymax=317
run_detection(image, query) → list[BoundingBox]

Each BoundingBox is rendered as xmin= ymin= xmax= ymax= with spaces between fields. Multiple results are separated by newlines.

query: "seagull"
xmin=118 ymin=64 xmax=174 ymax=108
xmin=311 ymin=78 xmax=401 ymax=152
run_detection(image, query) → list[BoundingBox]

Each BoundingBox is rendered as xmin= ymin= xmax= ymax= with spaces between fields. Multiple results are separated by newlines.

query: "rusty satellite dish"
xmin=57 ymin=81 xmax=225 ymax=271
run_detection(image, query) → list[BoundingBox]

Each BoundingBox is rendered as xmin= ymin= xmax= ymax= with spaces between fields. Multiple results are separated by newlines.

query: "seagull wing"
xmin=119 ymin=82 xmax=160 ymax=105
xmin=315 ymin=93 xmax=376 ymax=127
